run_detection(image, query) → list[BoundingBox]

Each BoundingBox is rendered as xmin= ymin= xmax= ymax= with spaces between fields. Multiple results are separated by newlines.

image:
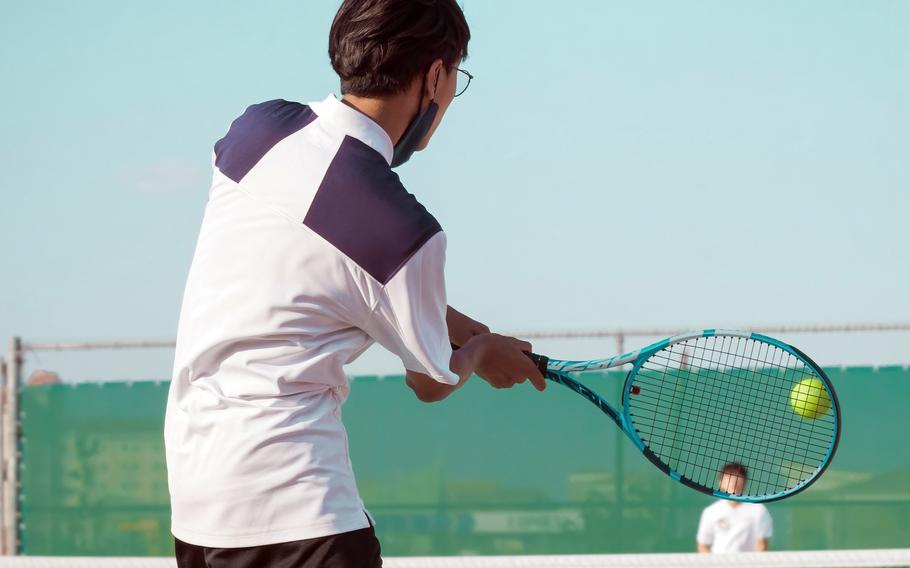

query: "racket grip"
xmin=525 ymin=352 xmax=549 ymax=376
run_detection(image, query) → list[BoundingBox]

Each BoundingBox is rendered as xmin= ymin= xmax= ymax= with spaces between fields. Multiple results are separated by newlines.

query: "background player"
xmin=696 ymin=462 xmax=774 ymax=553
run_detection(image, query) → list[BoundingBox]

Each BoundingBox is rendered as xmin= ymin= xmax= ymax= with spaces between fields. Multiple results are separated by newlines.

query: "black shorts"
xmin=175 ymin=526 xmax=382 ymax=568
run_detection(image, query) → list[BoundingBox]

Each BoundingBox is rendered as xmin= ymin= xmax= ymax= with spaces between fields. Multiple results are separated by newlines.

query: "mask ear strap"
xmin=430 ymin=66 xmax=441 ymax=101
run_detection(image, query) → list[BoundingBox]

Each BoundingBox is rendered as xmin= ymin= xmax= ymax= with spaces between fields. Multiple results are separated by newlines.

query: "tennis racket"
xmin=525 ymin=329 xmax=840 ymax=502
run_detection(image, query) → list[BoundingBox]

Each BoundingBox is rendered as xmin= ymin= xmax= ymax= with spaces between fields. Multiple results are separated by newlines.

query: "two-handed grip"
xmin=451 ymin=342 xmax=550 ymax=377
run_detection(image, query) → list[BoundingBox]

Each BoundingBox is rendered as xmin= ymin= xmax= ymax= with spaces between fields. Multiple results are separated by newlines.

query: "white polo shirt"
xmin=696 ymin=500 xmax=773 ymax=553
xmin=164 ymin=94 xmax=457 ymax=547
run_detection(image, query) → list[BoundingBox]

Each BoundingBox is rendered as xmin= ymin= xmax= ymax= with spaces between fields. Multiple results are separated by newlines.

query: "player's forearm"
xmin=406 ymin=357 xmax=475 ymax=404
xmin=404 ymin=344 xmax=479 ymax=403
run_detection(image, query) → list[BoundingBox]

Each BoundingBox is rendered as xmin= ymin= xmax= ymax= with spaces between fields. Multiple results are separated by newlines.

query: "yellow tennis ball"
xmin=789 ymin=378 xmax=831 ymax=420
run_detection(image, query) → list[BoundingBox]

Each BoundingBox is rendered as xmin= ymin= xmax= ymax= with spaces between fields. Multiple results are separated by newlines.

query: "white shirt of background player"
xmin=696 ymin=466 xmax=773 ymax=553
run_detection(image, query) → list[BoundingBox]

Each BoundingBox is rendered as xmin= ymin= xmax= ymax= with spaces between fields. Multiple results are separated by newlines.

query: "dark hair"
xmin=329 ymin=0 xmax=470 ymax=97
xmin=721 ymin=462 xmax=748 ymax=481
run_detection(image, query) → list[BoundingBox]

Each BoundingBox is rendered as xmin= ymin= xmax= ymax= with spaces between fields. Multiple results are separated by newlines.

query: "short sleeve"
xmin=757 ymin=506 xmax=773 ymax=539
xmin=696 ymin=507 xmax=714 ymax=546
xmin=362 ymin=232 xmax=457 ymax=384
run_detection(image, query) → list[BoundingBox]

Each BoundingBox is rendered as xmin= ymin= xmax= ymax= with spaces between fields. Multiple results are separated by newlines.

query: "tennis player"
xmin=164 ymin=1 xmax=545 ymax=566
xmin=696 ymin=463 xmax=773 ymax=553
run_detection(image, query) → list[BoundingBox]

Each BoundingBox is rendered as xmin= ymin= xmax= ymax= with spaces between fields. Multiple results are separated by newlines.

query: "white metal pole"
xmin=2 ymin=337 xmax=21 ymax=555
xmin=0 ymin=355 xmax=5 ymax=555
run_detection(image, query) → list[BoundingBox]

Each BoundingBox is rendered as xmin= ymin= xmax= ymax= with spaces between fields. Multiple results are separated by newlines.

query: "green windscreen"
xmin=18 ymin=367 xmax=910 ymax=556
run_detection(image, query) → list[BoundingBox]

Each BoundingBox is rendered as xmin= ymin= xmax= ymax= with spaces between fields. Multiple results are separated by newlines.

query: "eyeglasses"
xmin=454 ymin=68 xmax=473 ymax=97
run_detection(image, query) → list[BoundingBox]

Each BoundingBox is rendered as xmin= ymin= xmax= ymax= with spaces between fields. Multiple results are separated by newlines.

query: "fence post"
xmin=2 ymin=337 xmax=21 ymax=555
xmin=0 ymin=355 xmax=4 ymax=555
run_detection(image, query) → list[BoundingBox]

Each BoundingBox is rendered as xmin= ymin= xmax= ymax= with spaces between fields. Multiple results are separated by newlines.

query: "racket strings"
xmin=658 ymin=338 xmax=825 ymax=494
xmin=627 ymin=335 xmax=836 ymax=498
xmin=632 ymin=393 xmax=833 ymax=455
xmin=663 ymin=338 xmax=829 ymax=494
xmin=639 ymin=351 xmax=836 ymax=446
xmin=640 ymin=343 xmax=799 ymax=493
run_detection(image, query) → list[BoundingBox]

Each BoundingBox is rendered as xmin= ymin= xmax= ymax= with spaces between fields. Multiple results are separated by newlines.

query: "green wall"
xmin=17 ymin=367 xmax=910 ymax=556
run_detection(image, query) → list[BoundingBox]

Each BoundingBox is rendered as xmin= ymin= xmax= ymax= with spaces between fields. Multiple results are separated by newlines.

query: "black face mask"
xmin=390 ymin=100 xmax=438 ymax=168
xmin=391 ymin=69 xmax=441 ymax=168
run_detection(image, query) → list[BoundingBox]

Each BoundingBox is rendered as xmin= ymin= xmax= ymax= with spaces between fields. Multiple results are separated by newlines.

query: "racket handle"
xmin=525 ymin=352 xmax=549 ymax=376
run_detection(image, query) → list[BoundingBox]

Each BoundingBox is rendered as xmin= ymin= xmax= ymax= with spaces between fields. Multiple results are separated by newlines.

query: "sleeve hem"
xmin=405 ymin=366 xmax=459 ymax=386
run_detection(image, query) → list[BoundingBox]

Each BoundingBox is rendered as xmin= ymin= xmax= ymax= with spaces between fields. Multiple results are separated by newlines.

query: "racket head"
xmin=621 ymin=330 xmax=840 ymax=503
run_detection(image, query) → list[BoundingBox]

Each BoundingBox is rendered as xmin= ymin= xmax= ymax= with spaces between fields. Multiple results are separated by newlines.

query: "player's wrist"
xmin=450 ymin=334 xmax=485 ymax=379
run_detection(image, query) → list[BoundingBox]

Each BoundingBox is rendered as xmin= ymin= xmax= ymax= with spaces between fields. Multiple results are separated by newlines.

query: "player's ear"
xmin=424 ymin=59 xmax=444 ymax=100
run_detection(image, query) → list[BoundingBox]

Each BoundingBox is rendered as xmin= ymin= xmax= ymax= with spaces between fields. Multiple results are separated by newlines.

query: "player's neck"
xmin=725 ymin=500 xmax=742 ymax=509
xmin=341 ymin=90 xmax=421 ymax=147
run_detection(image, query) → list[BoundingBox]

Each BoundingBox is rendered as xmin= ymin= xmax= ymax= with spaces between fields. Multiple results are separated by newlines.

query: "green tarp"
xmin=18 ymin=367 xmax=910 ymax=556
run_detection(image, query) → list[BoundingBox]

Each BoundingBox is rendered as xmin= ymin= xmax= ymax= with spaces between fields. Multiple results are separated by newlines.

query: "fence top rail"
xmin=514 ymin=322 xmax=910 ymax=340
xmin=21 ymin=340 xmax=177 ymax=352
xmin=14 ymin=322 xmax=910 ymax=352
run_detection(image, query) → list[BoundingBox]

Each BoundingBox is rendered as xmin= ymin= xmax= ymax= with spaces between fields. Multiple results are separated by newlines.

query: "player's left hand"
xmin=446 ymin=305 xmax=490 ymax=347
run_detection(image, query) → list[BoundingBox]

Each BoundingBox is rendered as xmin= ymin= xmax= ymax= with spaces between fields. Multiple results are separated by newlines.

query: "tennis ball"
xmin=789 ymin=378 xmax=831 ymax=420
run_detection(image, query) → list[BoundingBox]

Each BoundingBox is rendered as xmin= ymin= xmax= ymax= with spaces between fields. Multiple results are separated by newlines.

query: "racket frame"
xmin=533 ymin=329 xmax=841 ymax=503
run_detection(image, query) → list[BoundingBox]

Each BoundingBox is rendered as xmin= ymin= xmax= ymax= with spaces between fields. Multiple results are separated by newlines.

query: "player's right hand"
xmin=461 ymin=333 xmax=546 ymax=392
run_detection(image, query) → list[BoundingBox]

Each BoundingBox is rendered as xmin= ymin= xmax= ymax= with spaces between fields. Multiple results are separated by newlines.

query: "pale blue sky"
xmin=1 ymin=1 xmax=908 ymax=380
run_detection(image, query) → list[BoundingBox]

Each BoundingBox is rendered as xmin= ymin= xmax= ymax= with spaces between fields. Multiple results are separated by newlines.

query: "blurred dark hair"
xmin=721 ymin=462 xmax=748 ymax=481
xmin=329 ymin=0 xmax=470 ymax=96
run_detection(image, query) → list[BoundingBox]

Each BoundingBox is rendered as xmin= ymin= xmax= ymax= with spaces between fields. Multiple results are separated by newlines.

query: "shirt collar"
xmin=310 ymin=94 xmax=394 ymax=166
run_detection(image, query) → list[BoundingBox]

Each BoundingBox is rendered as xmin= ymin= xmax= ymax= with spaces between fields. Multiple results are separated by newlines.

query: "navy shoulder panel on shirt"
xmin=304 ymin=135 xmax=442 ymax=285
xmin=214 ymin=99 xmax=317 ymax=183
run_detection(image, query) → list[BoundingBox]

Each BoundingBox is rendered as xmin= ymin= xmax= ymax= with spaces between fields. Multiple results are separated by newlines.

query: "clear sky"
xmin=1 ymin=1 xmax=908 ymax=380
